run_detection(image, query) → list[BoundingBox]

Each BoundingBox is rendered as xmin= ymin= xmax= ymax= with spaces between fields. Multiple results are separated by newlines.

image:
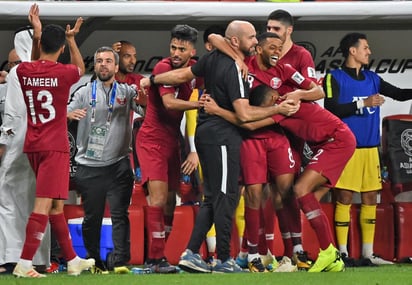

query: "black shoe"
xmin=356 ymin=257 xmax=378 ymax=267
xmin=0 ymin=263 xmax=16 ymax=274
xmin=90 ymin=259 xmax=109 ymax=274
xmin=248 ymin=257 xmax=268 ymax=273
xmin=341 ymin=253 xmax=357 ymax=267
xmin=144 ymin=257 xmax=177 ymax=274
xmin=106 ymin=251 xmax=130 ymax=271
xmin=399 ymin=257 xmax=412 ymax=264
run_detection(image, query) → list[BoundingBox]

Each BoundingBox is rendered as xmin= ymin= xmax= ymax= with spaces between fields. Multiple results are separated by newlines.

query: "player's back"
xmin=17 ymin=60 xmax=80 ymax=153
xmin=275 ymin=102 xmax=346 ymax=144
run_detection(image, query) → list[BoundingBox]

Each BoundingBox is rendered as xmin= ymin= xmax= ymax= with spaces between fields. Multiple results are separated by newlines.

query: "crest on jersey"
xmin=116 ymin=94 xmax=127 ymax=105
xmin=400 ymin=129 xmax=412 ymax=156
xmin=270 ymin=77 xmax=282 ymax=89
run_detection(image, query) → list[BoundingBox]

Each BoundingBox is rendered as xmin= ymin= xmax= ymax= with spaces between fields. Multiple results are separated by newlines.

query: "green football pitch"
xmin=1 ymin=264 xmax=412 ymax=285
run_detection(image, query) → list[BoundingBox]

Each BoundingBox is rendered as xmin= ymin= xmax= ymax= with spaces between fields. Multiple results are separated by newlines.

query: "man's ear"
xmin=229 ymin=36 xmax=239 ymax=48
xmin=287 ymin=25 xmax=293 ymax=38
xmin=270 ymin=93 xmax=278 ymax=105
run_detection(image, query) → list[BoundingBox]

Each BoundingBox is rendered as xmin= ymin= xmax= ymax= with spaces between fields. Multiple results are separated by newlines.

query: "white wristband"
xmin=356 ymin=99 xmax=365 ymax=109
xmin=188 ymin=136 xmax=196 ymax=153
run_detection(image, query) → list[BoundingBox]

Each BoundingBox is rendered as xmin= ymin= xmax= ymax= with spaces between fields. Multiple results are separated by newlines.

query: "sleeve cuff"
xmin=188 ymin=136 xmax=196 ymax=153
xmin=356 ymin=99 xmax=365 ymax=109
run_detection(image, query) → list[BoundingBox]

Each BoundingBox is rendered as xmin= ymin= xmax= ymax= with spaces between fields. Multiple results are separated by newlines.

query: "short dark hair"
xmin=94 ymin=46 xmax=119 ymax=65
xmin=203 ymin=25 xmax=226 ymax=44
xmin=171 ymin=24 xmax=198 ymax=45
xmin=249 ymin=84 xmax=273 ymax=107
xmin=41 ymin=24 xmax=66 ymax=54
xmin=339 ymin=32 xmax=367 ymax=59
xmin=267 ymin=9 xmax=294 ymax=26
xmin=257 ymin=32 xmax=281 ymax=46
xmin=118 ymin=40 xmax=134 ymax=47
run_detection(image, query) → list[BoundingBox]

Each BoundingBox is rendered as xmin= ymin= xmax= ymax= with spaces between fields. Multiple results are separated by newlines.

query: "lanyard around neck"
xmin=91 ymin=80 xmax=117 ymax=125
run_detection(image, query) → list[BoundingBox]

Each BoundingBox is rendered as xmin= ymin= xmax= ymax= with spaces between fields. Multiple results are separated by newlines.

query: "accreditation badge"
xmin=85 ymin=125 xmax=108 ymax=160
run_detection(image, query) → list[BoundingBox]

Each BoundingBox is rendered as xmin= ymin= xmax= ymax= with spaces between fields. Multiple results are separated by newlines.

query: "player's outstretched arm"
xmin=28 ymin=3 xmax=41 ymax=60
xmin=66 ymin=17 xmax=85 ymax=76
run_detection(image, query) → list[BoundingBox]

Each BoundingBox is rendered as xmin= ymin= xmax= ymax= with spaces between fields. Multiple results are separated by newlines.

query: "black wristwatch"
xmin=149 ymin=74 xmax=156 ymax=86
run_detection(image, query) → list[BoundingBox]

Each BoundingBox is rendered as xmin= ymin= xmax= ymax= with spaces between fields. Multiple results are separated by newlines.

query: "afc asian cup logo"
xmin=68 ymin=131 xmax=77 ymax=159
xmin=400 ymin=129 xmax=412 ymax=156
xmin=296 ymin=41 xmax=316 ymax=60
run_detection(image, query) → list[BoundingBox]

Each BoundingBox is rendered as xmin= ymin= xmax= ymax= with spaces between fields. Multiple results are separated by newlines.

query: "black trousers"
xmin=187 ymin=143 xmax=241 ymax=262
xmin=74 ymin=157 xmax=134 ymax=265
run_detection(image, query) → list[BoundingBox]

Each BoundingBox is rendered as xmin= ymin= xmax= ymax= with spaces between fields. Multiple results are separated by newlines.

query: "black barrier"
xmin=382 ymin=115 xmax=412 ymax=185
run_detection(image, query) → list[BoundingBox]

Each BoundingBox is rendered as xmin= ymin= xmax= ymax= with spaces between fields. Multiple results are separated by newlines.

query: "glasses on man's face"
xmin=8 ymin=60 xmax=22 ymax=68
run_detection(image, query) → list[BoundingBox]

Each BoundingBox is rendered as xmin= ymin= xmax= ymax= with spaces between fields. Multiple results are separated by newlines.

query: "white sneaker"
xmin=365 ymin=254 xmax=394 ymax=265
xmin=13 ymin=263 xmax=46 ymax=278
xmin=274 ymin=256 xmax=298 ymax=272
xmin=67 ymin=258 xmax=95 ymax=276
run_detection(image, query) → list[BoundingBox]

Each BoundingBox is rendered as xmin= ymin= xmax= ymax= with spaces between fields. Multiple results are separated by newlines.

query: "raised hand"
xmin=28 ymin=3 xmax=41 ymax=39
xmin=66 ymin=17 xmax=84 ymax=39
xmin=112 ymin=42 xmax=122 ymax=53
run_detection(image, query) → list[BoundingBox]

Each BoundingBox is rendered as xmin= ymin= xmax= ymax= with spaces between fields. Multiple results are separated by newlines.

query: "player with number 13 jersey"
xmin=14 ymin=60 xmax=80 ymax=153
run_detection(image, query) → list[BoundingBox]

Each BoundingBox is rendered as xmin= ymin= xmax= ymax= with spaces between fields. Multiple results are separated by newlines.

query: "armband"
xmin=149 ymin=74 xmax=156 ymax=86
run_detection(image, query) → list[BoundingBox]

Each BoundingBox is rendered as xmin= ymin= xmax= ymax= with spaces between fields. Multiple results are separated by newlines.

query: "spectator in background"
xmin=323 ymin=32 xmax=412 ymax=266
xmin=6 ymin=49 xmax=22 ymax=71
xmin=136 ymin=24 xmax=201 ymax=274
xmin=68 ymin=46 xmax=144 ymax=274
xmin=11 ymin=8 xmax=95 ymax=277
xmin=0 ymin=49 xmax=21 ymax=126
